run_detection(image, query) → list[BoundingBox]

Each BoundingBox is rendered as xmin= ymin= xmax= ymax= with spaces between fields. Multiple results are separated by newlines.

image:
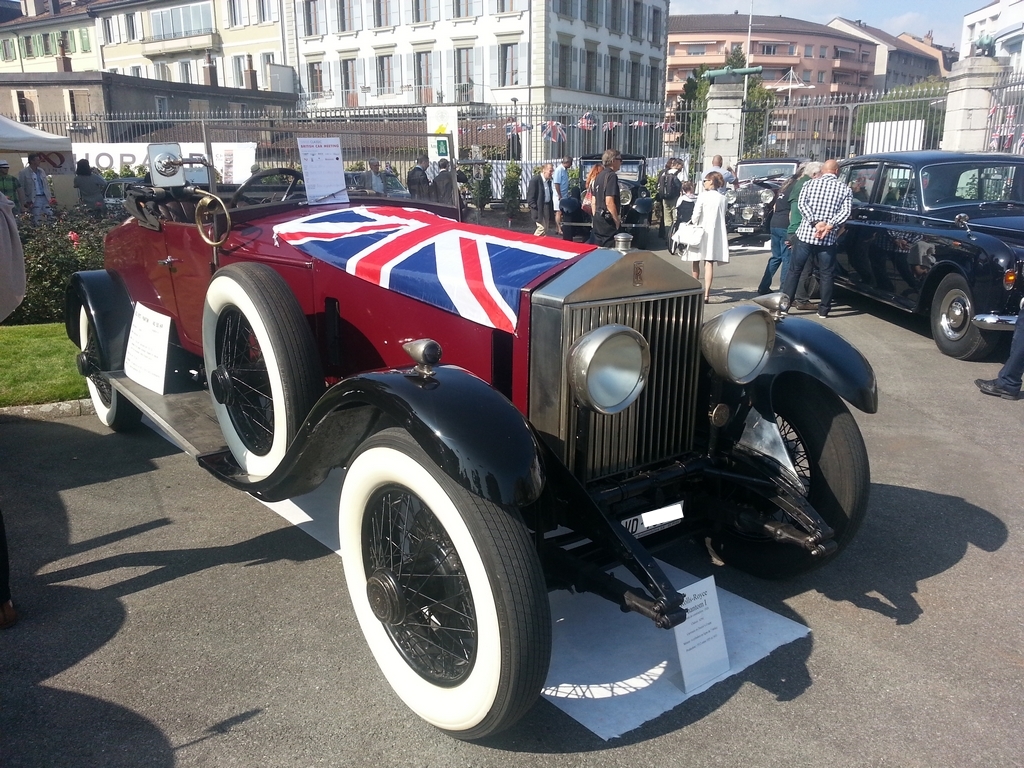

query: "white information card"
xmin=297 ymin=137 xmax=349 ymax=205
xmin=123 ymin=303 xmax=171 ymax=395
xmin=674 ymin=575 xmax=730 ymax=692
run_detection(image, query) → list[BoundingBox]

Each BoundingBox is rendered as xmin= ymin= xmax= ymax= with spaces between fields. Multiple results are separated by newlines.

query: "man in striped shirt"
xmin=781 ymin=158 xmax=851 ymax=318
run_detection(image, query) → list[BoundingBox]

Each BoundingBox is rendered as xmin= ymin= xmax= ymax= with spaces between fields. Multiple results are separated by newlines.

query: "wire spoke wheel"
xmin=364 ymin=486 xmax=476 ymax=686
xmin=77 ymin=306 xmax=141 ymax=431
xmin=217 ymin=306 xmax=274 ymax=456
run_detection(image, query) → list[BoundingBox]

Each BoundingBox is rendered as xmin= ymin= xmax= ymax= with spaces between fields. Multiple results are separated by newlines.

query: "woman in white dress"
xmin=683 ymin=171 xmax=730 ymax=303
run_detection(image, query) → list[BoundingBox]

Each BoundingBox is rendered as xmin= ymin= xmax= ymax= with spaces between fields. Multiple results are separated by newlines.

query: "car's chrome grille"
xmin=565 ymin=293 xmax=703 ymax=482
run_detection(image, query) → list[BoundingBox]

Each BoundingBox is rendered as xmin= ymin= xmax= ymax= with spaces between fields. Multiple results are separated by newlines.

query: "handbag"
xmin=581 ymin=185 xmax=595 ymax=215
xmin=673 ymin=222 xmax=704 ymax=247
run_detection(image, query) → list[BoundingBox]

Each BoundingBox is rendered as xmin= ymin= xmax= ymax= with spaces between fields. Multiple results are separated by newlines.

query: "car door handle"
xmin=157 ymin=258 xmax=181 ymax=266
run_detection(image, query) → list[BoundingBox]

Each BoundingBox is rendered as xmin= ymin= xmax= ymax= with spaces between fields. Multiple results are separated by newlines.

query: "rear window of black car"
xmin=921 ymin=162 xmax=1024 ymax=208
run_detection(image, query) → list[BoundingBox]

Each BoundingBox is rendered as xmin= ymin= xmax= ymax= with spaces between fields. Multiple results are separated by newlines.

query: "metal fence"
xmin=5 ymin=101 xmax=697 ymax=166
xmin=987 ymin=70 xmax=1024 ymax=154
xmin=741 ymin=84 xmax=948 ymax=160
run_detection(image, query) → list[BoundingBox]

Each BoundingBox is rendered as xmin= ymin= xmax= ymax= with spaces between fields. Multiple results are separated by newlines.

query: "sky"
xmin=668 ymin=0 xmax=982 ymax=51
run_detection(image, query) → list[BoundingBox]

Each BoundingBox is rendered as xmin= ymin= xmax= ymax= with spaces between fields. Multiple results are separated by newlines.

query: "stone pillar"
xmin=942 ymin=56 xmax=1008 ymax=152
xmin=702 ymin=80 xmax=744 ymax=172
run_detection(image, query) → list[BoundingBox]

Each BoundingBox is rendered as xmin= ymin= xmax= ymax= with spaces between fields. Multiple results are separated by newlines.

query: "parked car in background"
xmin=66 ymin=143 xmax=876 ymax=741
xmin=103 ymin=177 xmax=146 ymax=215
xmin=559 ymin=153 xmax=655 ymax=246
xmin=726 ymin=158 xmax=804 ymax=237
xmin=344 ymin=169 xmax=411 ymax=198
xmin=835 ymin=151 xmax=1024 ymax=360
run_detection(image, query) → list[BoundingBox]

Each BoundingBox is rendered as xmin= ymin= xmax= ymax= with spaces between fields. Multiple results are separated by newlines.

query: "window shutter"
xmin=319 ymin=2 xmax=328 ymax=33
xmin=351 ymin=0 xmax=361 ymax=29
xmin=518 ymin=40 xmax=528 ymax=87
xmin=489 ymin=44 xmax=498 ymax=88
xmin=598 ymin=52 xmax=605 ymax=94
xmin=473 ymin=45 xmax=483 ymax=98
xmin=403 ymin=0 xmax=412 ymax=22
xmin=428 ymin=0 xmax=439 ymax=20
xmin=225 ymin=0 xmax=233 ymax=26
xmin=32 ymin=34 xmax=43 ymax=55
xmin=431 ymin=50 xmax=442 ymax=92
xmin=551 ymin=40 xmax=559 ymax=85
xmin=572 ymin=46 xmax=581 ymax=91
xmin=445 ymin=48 xmax=455 ymax=97
xmin=470 ymin=0 xmax=481 ymax=15
xmin=393 ymin=53 xmax=402 ymax=90
xmin=16 ymin=35 xmax=23 ymax=58
xmin=388 ymin=0 xmax=398 ymax=24
xmin=327 ymin=0 xmax=339 ymax=32
xmin=405 ymin=51 xmax=414 ymax=86
xmin=240 ymin=0 xmax=250 ymax=25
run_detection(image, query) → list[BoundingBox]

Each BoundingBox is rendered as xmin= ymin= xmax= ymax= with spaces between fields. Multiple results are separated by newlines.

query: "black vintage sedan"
xmin=835 ymin=151 xmax=1024 ymax=360
xmin=559 ymin=153 xmax=654 ymax=247
xmin=726 ymin=157 xmax=804 ymax=236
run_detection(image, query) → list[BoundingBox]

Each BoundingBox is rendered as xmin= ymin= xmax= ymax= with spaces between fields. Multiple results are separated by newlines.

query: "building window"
xmin=124 ymin=13 xmax=140 ymax=40
xmin=557 ymin=42 xmax=570 ymax=88
xmin=1 ymin=39 xmax=15 ymax=61
xmin=788 ymin=44 xmax=796 ymax=56
xmin=584 ymin=49 xmax=598 ymax=92
xmin=188 ymin=98 xmax=209 ymax=111
xmin=304 ymin=0 xmax=326 ymax=35
xmin=150 ymin=3 xmax=214 ymax=41
xmin=257 ymin=0 xmax=273 ymax=22
xmin=801 ymin=69 xmax=810 ymax=83
xmin=608 ymin=0 xmax=623 ymax=32
xmin=154 ymin=62 xmax=171 ymax=80
xmin=227 ymin=0 xmax=243 ymax=26
xmin=455 ymin=46 xmax=473 ymax=100
xmin=373 ymin=0 xmax=392 ymax=26
xmin=338 ymin=0 xmax=359 ymax=29
xmin=650 ymin=9 xmax=662 ymax=45
xmin=176 ymin=60 xmax=190 ymax=82
xmin=102 ymin=18 xmax=114 ymax=44
xmin=631 ymin=1 xmax=642 ymax=37
xmin=584 ymin=0 xmax=599 ymax=24
xmin=649 ymin=63 xmax=660 ymax=101
xmin=232 ymin=54 xmax=245 ymax=87
xmin=260 ymin=52 xmax=274 ymax=86
xmin=687 ymin=45 xmax=705 ymax=56
xmin=804 ymin=44 xmax=813 ymax=58
xmin=760 ymin=44 xmax=778 ymax=56
xmin=155 ymin=95 xmax=169 ymax=115
xmin=410 ymin=0 xmax=428 ymax=22
xmin=307 ymin=61 xmax=325 ymax=93
xmin=556 ymin=0 xmax=571 ymax=15
xmin=817 ymin=70 xmax=824 ymax=83
xmin=130 ymin=65 xmax=142 ymax=77
xmin=498 ymin=42 xmax=519 ymax=86
xmin=629 ymin=59 xmax=640 ymax=99
xmin=340 ymin=58 xmax=358 ymax=105
xmin=376 ymin=54 xmax=394 ymax=95
xmin=413 ymin=51 xmax=432 ymax=103
xmin=819 ymin=45 xmax=827 ymax=58
xmin=16 ymin=90 xmax=36 ymax=120
xmin=609 ymin=55 xmax=620 ymax=95
xmin=68 ymin=89 xmax=90 ymax=119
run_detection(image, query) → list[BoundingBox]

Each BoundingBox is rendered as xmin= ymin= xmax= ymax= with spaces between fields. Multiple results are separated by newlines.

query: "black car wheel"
xmin=202 ymin=263 xmax=322 ymax=478
xmin=930 ymin=273 xmax=999 ymax=361
xmin=709 ymin=377 xmax=870 ymax=579
xmin=339 ymin=428 xmax=551 ymax=740
xmin=77 ymin=306 xmax=142 ymax=432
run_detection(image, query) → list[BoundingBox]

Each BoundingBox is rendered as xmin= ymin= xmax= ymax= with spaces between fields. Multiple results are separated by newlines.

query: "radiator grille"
xmin=565 ymin=292 xmax=703 ymax=483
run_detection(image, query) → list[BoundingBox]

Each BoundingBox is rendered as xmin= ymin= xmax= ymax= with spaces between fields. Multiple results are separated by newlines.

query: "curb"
xmin=0 ymin=398 xmax=96 ymax=423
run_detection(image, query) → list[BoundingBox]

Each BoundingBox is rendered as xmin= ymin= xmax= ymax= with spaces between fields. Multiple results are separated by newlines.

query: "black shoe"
xmin=975 ymin=379 xmax=1020 ymax=400
xmin=794 ymin=300 xmax=818 ymax=311
xmin=756 ymin=287 xmax=772 ymax=296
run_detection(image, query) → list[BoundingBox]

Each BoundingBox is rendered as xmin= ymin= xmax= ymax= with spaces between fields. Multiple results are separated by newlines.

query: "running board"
xmin=108 ymin=371 xmax=228 ymax=459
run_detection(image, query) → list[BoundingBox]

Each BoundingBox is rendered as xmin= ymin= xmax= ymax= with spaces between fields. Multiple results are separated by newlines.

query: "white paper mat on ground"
xmin=260 ymin=473 xmax=809 ymax=740
xmin=542 ymin=561 xmax=808 ymax=740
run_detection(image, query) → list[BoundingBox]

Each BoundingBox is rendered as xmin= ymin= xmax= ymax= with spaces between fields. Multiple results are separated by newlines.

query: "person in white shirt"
xmin=701 ymin=155 xmax=736 ymax=191
xmin=18 ymin=153 xmax=52 ymax=223
xmin=552 ymin=156 xmax=572 ymax=235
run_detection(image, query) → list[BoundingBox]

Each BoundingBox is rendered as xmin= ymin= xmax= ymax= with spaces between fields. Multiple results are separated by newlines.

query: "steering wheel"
xmin=229 ymin=168 xmax=305 ymax=207
xmin=194 ymin=192 xmax=233 ymax=247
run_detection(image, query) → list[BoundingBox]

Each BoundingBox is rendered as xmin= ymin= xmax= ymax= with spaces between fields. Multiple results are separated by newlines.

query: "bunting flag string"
xmin=603 ymin=121 xmax=622 ymax=131
xmin=576 ymin=112 xmax=596 ymax=131
xmin=542 ymin=120 xmax=567 ymax=142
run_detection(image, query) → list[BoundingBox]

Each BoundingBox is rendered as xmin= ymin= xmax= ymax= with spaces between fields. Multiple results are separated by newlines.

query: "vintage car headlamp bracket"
xmin=568 ymin=324 xmax=651 ymax=414
xmin=700 ymin=305 xmax=776 ymax=385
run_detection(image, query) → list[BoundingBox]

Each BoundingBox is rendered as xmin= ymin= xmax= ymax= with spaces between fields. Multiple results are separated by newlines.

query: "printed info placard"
xmin=123 ymin=303 xmax=171 ymax=395
xmin=297 ymin=137 xmax=349 ymax=204
xmin=674 ymin=575 xmax=730 ymax=692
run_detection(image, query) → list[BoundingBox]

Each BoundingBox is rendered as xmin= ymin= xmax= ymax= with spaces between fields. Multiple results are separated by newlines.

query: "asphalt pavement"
xmin=1 ymin=240 xmax=1021 ymax=767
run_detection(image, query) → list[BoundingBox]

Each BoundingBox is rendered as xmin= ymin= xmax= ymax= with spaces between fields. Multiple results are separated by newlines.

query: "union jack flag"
xmin=505 ymin=120 xmax=532 ymax=135
xmin=542 ymin=120 xmax=567 ymax=142
xmin=603 ymin=121 xmax=622 ymax=131
xmin=1005 ymin=132 xmax=1016 ymax=149
xmin=272 ymin=207 xmax=592 ymax=333
xmin=656 ymin=121 xmax=676 ymax=131
xmin=576 ymin=112 xmax=596 ymax=131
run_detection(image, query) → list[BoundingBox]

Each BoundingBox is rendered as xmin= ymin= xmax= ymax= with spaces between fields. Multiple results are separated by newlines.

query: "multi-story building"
xmin=827 ymin=18 xmax=941 ymax=90
xmin=0 ymin=0 xmax=101 ymax=77
xmin=666 ymin=14 xmax=877 ymax=100
xmin=897 ymin=31 xmax=958 ymax=77
xmin=294 ymin=0 xmax=669 ymax=109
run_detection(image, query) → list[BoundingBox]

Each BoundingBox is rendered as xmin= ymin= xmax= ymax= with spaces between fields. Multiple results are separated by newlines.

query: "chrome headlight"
xmin=726 ymin=189 xmax=738 ymax=204
xmin=569 ymin=324 xmax=651 ymax=414
xmin=619 ymin=187 xmax=632 ymax=206
xmin=700 ymin=306 xmax=775 ymax=385
xmin=742 ymin=206 xmax=756 ymax=221
xmin=759 ymin=188 xmax=775 ymax=204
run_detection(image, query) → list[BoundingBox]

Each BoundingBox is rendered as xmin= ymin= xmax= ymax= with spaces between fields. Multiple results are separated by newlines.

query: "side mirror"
xmin=147 ymin=143 xmax=186 ymax=187
xmin=954 ymin=213 xmax=971 ymax=231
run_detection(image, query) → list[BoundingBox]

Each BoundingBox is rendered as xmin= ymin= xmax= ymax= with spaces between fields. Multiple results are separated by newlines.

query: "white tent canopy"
xmin=0 ymin=114 xmax=72 ymax=152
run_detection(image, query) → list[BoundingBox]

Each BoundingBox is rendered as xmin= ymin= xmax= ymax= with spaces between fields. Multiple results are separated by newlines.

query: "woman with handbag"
xmin=667 ymin=181 xmax=698 ymax=255
xmin=683 ymin=172 xmax=730 ymax=303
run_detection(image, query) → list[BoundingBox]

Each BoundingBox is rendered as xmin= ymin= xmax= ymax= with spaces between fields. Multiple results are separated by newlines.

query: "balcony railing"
xmin=299 ymin=90 xmax=335 ymax=107
xmin=145 ymin=27 xmax=215 ymax=42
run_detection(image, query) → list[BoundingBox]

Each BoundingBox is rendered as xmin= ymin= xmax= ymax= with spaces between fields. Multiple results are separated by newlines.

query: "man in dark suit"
xmin=407 ymin=154 xmax=431 ymax=200
xmin=527 ymin=163 xmax=555 ymax=237
xmin=431 ymin=158 xmax=467 ymax=208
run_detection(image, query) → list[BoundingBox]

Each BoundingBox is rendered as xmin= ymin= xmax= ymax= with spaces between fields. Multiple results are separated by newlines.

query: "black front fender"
xmin=202 ymin=365 xmax=545 ymax=506
xmin=65 ymin=270 xmax=135 ymax=370
xmin=759 ymin=316 xmax=878 ymax=414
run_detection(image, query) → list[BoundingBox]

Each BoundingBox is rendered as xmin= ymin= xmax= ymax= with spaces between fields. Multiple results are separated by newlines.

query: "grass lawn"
xmin=0 ymin=323 xmax=87 ymax=408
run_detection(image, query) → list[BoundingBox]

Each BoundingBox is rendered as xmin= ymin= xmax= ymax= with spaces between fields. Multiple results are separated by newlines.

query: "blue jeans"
xmin=997 ymin=304 xmax=1024 ymax=392
xmin=758 ymin=227 xmax=791 ymax=293
xmin=783 ymin=238 xmax=836 ymax=312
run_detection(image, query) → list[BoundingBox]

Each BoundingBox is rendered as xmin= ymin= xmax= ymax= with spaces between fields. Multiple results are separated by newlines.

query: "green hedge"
xmin=4 ymin=211 xmax=116 ymax=326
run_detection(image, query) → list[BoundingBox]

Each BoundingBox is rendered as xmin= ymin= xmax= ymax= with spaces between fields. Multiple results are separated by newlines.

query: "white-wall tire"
xmin=339 ymin=428 xmax=550 ymax=740
xmin=78 ymin=306 xmax=141 ymax=431
xmin=202 ymin=263 xmax=321 ymax=479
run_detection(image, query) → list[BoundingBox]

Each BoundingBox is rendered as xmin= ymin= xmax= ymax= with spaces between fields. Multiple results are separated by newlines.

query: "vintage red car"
xmin=67 ymin=143 xmax=876 ymax=740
